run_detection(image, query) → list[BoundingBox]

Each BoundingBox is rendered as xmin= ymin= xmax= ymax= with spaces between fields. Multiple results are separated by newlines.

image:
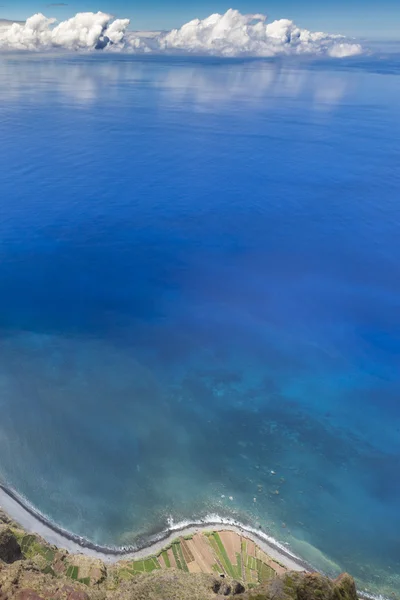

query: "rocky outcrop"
xmin=284 ymin=571 xmax=357 ymax=600
xmin=0 ymin=511 xmax=14 ymax=527
xmin=0 ymin=561 xmax=99 ymax=600
xmin=236 ymin=571 xmax=358 ymax=600
xmin=231 ymin=581 xmax=246 ymax=595
xmin=0 ymin=526 xmax=22 ymax=564
xmin=0 ymin=553 xmax=359 ymax=600
xmin=16 ymin=592 xmax=45 ymax=600
xmin=212 ymin=579 xmax=246 ymax=596
xmin=333 ymin=573 xmax=358 ymax=600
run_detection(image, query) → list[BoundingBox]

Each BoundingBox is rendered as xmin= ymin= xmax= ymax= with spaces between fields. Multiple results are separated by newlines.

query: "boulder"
xmin=334 ymin=573 xmax=357 ymax=600
xmin=212 ymin=579 xmax=232 ymax=595
xmin=0 ymin=510 xmax=13 ymax=526
xmin=212 ymin=579 xmax=222 ymax=593
xmin=220 ymin=582 xmax=232 ymax=596
xmin=212 ymin=578 xmax=245 ymax=596
xmin=232 ymin=581 xmax=245 ymax=595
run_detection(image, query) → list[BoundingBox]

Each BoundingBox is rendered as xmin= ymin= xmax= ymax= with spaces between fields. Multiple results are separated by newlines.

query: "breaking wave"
xmin=0 ymin=483 xmax=390 ymax=599
xmin=0 ymin=481 xmax=306 ymax=564
xmin=0 ymin=9 xmax=363 ymax=57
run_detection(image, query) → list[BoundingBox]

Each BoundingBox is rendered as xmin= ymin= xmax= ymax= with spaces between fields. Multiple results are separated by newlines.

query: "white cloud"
xmin=0 ymin=9 xmax=363 ymax=57
xmin=327 ymin=42 xmax=362 ymax=58
xmin=0 ymin=12 xmax=133 ymax=51
xmin=157 ymin=10 xmax=362 ymax=57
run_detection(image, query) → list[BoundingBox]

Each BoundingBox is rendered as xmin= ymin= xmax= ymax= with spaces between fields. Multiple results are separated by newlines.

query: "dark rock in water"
xmin=0 ymin=525 xmax=22 ymax=563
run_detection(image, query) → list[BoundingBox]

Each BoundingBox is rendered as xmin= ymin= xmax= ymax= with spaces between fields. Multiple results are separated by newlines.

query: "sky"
xmin=1 ymin=0 xmax=399 ymax=39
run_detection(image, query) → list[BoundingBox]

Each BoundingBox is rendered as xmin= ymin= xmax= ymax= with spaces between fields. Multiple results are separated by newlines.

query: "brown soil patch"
xmin=219 ymin=532 xmax=240 ymax=564
xmin=187 ymin=561 xmax=202 ymax=574
xmin=186 ymin=534 xmax=216 ymax=573
xmin=180 ymin=538 xmax=195 ymax=564
xmin=256 ymin=548 xmax=286 ymax=576
xmin=247 ymin=540 xmax=256 ymax=558
xmin=250 ymin=569 xmax=258 ymax=583
xmin=241 ymin=538 xmax=247 ymax=555
xmin=269 ymin=560 xmax=287 ymax=576
xmin=167 ymin=548 xmax=177 ymax=569
xmin=158 ymin=553 xmax=167 ymax=569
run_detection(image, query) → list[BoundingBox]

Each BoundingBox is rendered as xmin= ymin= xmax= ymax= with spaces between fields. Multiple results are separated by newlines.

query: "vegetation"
xmin=0 ymin=510 xmax=360 ymax=600
xmin=162 ymin=550 xmax=171 ymax=567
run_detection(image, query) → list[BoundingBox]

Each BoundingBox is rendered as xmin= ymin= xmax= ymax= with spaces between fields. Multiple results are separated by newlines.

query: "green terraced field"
xmin=161 ymin=551 xmax=171 ymax=568
xmin=113 ymin=532 xmax=279 ymax=586
xmin=66 ymin=565 xmax=79 ymax=580
xmin=210 ymin=533 xmax=236 ymax=578
xmin=15 ymin=525 xmax=280 ymax=590
xmin=18 ymin=534 xmax=56 ymax=564
xmin=171 ymin=542 xmax=189 ymax=572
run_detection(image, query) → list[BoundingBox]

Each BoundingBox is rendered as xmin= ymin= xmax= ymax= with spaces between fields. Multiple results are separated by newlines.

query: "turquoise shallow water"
xmin=0 ymin=54 xmax=399 ymax=598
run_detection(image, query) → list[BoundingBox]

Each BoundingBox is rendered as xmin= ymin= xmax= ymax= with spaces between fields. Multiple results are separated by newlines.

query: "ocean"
xmin=0 ymin=52 xmax=399 ymax=598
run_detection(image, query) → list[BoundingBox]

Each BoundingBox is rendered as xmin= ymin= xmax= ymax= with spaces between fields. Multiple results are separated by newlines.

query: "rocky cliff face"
xmin=0 ymin=526 xmax=22 ymax=564
xmin=0 ymin=513 xmax=358 ymax=600
xmin=237 ymin=572 xmax=358 ymax=600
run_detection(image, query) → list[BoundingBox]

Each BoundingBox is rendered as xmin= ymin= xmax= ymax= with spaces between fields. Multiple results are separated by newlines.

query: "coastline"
xmin=0 ymin=483 xmax=390 ymax=600
xmin=0 ymin=483 xmax=308 ymax=571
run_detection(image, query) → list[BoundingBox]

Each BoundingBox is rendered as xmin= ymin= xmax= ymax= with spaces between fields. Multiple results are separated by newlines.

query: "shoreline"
xmin=0 ymin=483 xmax=309 ymax=571
xmin=0 ymin=483 xmax=387 ymax=599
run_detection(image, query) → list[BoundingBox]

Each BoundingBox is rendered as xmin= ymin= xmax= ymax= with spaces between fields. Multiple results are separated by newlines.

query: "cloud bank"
xmin=0 ymin=12 xmax=133 ymax=51
xmin=0 ymin=8 xmax=363 ymax=57
xmin=159 ymin=10 xmax=362 ymax=58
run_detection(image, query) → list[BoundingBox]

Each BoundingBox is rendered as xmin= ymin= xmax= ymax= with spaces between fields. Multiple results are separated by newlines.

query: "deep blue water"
xmin=0 ymin=53 xmax=399 ymax=597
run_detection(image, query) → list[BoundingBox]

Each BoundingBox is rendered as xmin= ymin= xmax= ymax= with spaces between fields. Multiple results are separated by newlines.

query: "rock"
xmin=292 ymin=571 xmax=357 ymax=600
xmin=68 ymin=593 xmax=90 ymax=600
xmin=287 ymin=571 xmax=358 ymax=600
xmin=219 ymin=582 xmax=232 ymax=596
xmin=289 ymin=571 xmax=335 ymax=600
xmin=239 ymin=571 xmax=358 ymax=600
xmin=231 ymin=581 xmax=245 ymax=595
xmin=212 ymin=579 xmax=234 ymax=596
xmin=16 ymin=583 xmax=91 ymax=600
xmin=60 ymin=587 xmax=90 ymax=600
xmin=334 ymin=573 xmax=357 ymax=600
xmin=0 ymin=525 xmax=22 ymax=564
xmin=16 ymin=591 xmax=45 ymax=600
xmin=0 ymin=510 xmax=13 ymax=526
xmin=212 ymin=579 xmax=222 ymax=593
